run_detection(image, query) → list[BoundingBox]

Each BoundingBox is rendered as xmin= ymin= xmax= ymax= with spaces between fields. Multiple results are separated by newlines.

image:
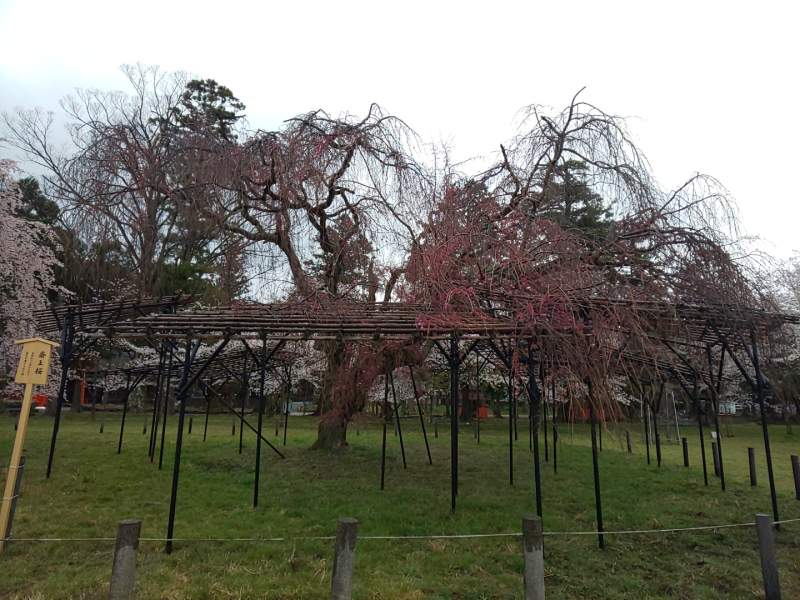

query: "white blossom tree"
xmin=0 ymin=160 xmax=61 ymax=395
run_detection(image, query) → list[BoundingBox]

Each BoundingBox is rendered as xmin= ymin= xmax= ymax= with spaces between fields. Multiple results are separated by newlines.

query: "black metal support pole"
xmin=238 ymin=349 xmax=249 ymax=455
xmin=528 ymin=361 xmax=550 ymax=462
xmin=117 ymin=374 xmax=132 ymax=454
xmin=380 ymin=374 xmax=389 ymax=491
xmin=553 ymin=427 xmax=558 ymax=474
xmin=650 ymin=384 xmax=664 ymax=466
xmin=203 ymin=384 xmax=211 ymax=442
xmin=528 ymin=341 xmax=542 ymax=520
xmin=200 ymin=378 xmax=285 ymax=459
xmin=712 ymin=441 xmax=721 ymax=477
xmin=533 ymin=426 xmax=542 ymax=519
xmin=529 ymin=400 xmax=533 ymax=451
xmin=158 ymin=347 xmax=175 ymax=469
xmin=552 ymin=381 xmax=558 ymax=475
xmin=590 ymin=403 xmax=604 ymax=550
xmin=652 ymin=403 xmax=661 ymax=467
xmin=749 ymin=447 xmax=757 ymax=486
xmin=166 ymin=339 xmax=194 ymax=554
xmin=254 ymin=338 xmax=267 ymax=508
xmin=450 ymin=336 xmax=459 ymax=512
xmin=751 ymin=328 xmax=780 ymax=528
xmin=599 ymin=418 xmax=603 ymax=451
xmin=389 ymin=372 xmax=407 ymax=469
xmin=117 ymin=374 xmax=143 ymax=454
xmin=508 ymin=369 xmax=514 ymax=486
xmin=683 ymin=438 xmax=689 ymax=467
xmin=708 ymin=345 xmax=727 ymax=491
xmin=149 ymin=343 xmax=167 ymax=460
xmin=283 ymin=366 xmax=290 ymax=447
xmin=645 ymin=402 xmax=651 ymax=465
xmin=543 ymin=397 xmax=549 ymax=462
xmin=696 ymin=378 xmax=709 ymax=486
xmin=656 ymin=434 xmax=662 ymax=467
xmin=47 ymin=309 xmax=73 ymax=479
xmin=409 ymin=365 xmax=432 ymax=465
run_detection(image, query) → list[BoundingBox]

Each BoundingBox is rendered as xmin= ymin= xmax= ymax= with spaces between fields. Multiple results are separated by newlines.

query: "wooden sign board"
xmin=14 ymin=338 xmax=59 ymax=385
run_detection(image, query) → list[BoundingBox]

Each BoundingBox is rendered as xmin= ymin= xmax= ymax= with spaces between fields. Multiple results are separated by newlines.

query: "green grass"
xmin=0 ymin=411 xmax=798 ymax=599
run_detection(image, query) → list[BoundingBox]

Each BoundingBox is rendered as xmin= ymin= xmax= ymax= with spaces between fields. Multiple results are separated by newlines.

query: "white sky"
xmin=1 ymin=0 xmax=798 ymax=258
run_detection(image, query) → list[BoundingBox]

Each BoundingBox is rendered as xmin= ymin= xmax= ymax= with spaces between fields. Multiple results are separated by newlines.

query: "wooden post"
xmin=755 ymin=514 xmax=781 ymax=600
xmin=749 ymin=448 xmax=757 ymax=486
xmin=626 ymin=430 xmax=632 ymax=453
xmin=522 ymin=515 xmax=545 ymax=600
xmin=791 ymin=455 xmax=800 ymax=501
xmin=188 ymin=417 xmax=193 ymax=434
xmin=330 ymin=518 xmax=358 ymax=600
xmin=109 ymin=519 xmax=141 ymax=600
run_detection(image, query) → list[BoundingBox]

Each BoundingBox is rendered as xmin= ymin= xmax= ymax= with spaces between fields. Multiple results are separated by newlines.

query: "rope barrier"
xmin=7 ymin=517 xmax=798 ymax=544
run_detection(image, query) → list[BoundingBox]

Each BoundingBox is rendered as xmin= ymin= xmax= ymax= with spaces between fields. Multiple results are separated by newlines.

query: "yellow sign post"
xmin=0 ymin=337 xmax=59 ymax=551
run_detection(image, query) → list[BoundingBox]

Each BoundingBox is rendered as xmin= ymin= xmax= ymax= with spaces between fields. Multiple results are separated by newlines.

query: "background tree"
xmin=185 ymin=104 xmax=429 ymax=448
xmin=2 ymin=65 xmax=250 ymax=303
xmin=404 ymin=94 xmax=760 ymax=420
xmin=0 ymin=160 xmax=61 ymax=394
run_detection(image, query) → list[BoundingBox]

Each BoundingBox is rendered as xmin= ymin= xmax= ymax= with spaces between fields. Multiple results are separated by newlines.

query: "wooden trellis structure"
xmin=32 ymin=296 xmax=800 ymax=552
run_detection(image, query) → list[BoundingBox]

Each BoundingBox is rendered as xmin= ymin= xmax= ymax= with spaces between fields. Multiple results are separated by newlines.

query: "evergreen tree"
xmin=539 ymin=159 xmax=615 ymax=240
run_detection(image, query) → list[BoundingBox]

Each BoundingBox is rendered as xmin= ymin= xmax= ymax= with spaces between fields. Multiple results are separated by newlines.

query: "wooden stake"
xmin=0 ymin=384 xmax=34 ymax=551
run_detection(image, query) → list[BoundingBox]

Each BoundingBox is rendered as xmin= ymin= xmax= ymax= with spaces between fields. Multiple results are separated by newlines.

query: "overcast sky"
xmin=1 ymin=0 xmax=798 ymax=258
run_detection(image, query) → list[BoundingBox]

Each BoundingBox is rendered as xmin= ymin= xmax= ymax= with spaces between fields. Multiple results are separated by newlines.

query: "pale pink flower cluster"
xmin=0 ymin=160 xmax=61 ymax=395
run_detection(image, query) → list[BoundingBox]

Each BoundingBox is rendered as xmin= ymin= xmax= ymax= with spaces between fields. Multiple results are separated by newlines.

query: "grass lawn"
xmin=0 ymin=410 xmax=798 ymax=599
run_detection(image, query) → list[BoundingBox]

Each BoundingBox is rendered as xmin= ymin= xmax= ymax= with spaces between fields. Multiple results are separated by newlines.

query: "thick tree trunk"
xmin=310 ymin=341 xmax=425 ymax=450
xmin=493 ymin=395 xmax=503 ymax=418
xmin=311 ymin=417 xmax=348 ymax=451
